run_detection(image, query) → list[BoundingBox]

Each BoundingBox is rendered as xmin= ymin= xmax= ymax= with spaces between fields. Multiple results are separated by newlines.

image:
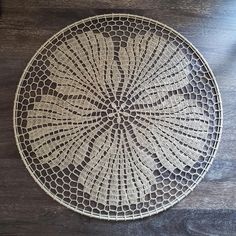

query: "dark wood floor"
xmin=1 ymin=0 xmax=236 ymax=235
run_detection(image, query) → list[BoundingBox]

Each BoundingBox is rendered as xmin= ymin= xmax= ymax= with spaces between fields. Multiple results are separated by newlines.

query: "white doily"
xmin=14 ymin=14 xmax=222 ymax=220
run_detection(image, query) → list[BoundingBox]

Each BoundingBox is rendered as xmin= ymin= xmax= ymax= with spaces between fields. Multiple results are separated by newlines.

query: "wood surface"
xmin=0 ymin=0 xmax=236 ymax=235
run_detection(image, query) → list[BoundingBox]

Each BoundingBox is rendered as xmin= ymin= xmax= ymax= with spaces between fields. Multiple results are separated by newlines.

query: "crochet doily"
xmin=14 ymin=14 xmax=222 ymax=220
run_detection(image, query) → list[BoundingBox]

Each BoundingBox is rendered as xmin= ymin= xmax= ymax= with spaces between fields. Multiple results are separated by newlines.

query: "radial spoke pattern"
xmin=14 ymin=14 xmax=222 ymax=220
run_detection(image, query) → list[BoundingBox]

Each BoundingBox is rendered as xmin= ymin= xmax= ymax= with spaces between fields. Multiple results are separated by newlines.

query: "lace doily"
xmin=14 ymin=14 xmax=222 ymax=220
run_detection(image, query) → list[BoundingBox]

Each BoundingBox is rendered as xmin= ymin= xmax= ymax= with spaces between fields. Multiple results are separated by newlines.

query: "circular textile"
xmin=14 ymin=14 xmax=222 ymax=220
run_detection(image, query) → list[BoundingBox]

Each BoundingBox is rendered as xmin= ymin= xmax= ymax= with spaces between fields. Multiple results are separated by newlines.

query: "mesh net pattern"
xmin=14 ymin=14 xmax=222 ymax=220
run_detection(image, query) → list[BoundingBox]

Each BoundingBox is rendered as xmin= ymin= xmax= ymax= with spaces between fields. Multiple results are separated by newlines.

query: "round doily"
xmin=14 ymin=14 xmax=222 ymax=220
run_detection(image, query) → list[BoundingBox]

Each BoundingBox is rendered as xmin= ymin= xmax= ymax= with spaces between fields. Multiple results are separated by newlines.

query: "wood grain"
xmin=0 ymin=0 xmax=235 ymax=235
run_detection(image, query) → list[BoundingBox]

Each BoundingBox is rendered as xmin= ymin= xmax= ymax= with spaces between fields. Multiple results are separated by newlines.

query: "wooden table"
xmin=0 ymin=0 xmax=235 ymax=235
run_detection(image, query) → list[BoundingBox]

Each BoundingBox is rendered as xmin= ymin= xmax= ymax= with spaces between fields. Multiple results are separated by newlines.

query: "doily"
xmin=14 ymin=14 xmax=222 ymax=220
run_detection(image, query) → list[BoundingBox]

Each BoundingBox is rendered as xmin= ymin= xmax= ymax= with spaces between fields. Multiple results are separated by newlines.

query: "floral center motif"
xmin=25 ymin=32 xmax=210 ymax=205
xmin=107 ymin=101 xmax=127 ymax=123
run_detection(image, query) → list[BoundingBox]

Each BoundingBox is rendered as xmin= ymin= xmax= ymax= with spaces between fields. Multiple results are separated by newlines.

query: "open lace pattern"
xmin=14 ymin=14 xmax=222 ymax=220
